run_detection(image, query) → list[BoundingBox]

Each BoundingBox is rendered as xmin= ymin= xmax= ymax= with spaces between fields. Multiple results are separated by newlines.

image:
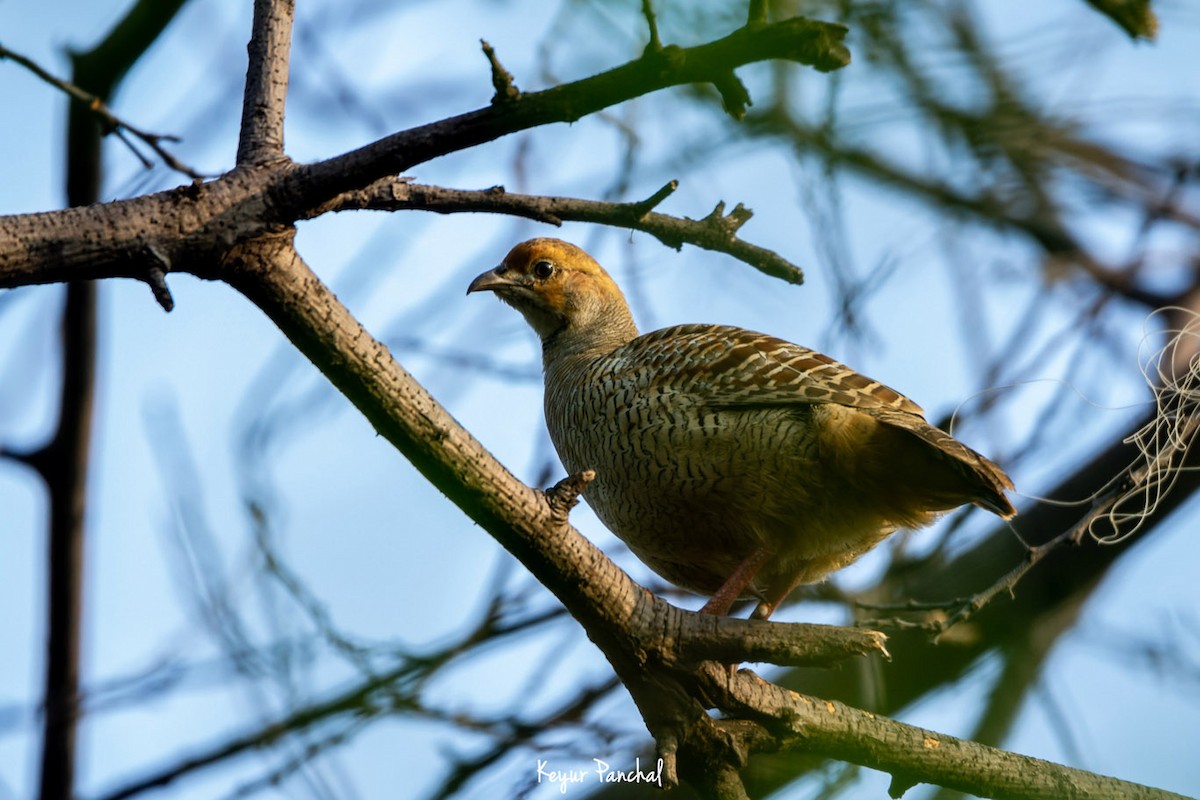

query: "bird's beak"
xmin=466 ymin=266 xmax=514 ymax=295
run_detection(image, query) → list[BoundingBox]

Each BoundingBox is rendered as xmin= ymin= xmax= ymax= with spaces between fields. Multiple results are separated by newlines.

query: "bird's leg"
xmin=749 ymin=599 xmax=777 ymax=621
xmin=698 ymin=545 xmax=774 ymax=616
xmin=749 ymin=571 xmax=809 ymax=621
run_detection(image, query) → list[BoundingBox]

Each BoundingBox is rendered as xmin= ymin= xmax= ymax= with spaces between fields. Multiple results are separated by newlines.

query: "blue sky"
xmin=2 ymin=1 xmax=1200 ymax=798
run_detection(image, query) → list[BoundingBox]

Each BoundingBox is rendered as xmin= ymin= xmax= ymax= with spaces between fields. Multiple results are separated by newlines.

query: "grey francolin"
xmin=469 ymin=238 xmax=1015 ymax=620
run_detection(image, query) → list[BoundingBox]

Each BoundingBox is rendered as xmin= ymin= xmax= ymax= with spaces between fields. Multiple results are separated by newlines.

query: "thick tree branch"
xmin=677 ymin=617 xmax=886 ymax=667
xmin=711 ymin=664 xmax=1188 ymax=800
xmin=237 ymin=0 xmax=294 ymax=164
xmin=310 ymin=179 xmax=805 ymax=283
xmin=0 ymin=171 xmax=278 ymax=290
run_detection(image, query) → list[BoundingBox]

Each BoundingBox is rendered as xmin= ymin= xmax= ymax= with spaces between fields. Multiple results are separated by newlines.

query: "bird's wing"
xmin=614 ymin=324 xmax=925 ymax=414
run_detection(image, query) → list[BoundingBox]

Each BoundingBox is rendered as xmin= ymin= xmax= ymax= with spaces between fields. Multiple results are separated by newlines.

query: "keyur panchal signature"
xmin=535 ymin=757 xmax=664 ymax=794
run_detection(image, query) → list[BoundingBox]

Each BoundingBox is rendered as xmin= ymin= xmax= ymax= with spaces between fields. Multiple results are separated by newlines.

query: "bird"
xmin=468 ymin=238 xmax=1015 ymax=620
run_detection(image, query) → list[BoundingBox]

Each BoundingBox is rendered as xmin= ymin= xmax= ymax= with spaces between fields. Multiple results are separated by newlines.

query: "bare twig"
xmin=712 ymin=71 xmax=753 ymax=119
xmin=480 ymin=40 xmax=519 ymax=104
xmin=434 ymin=676 xmax=623 ymax=799
xmin=543 ymin=470 xmax=595 ymax=522
xmin=141 ymin=244 xmax=175 ymax=312
xmin=641 ymin=0 xmax=663 ymax=53
xmin=93 ymin=587 xmax=560 ymax=800
xmin=309 ymin=179 xmax=805 ymax=284
xmin=0 ymin=43 xmax=204 ymax=180
xmin=710 ymin=664 xmax=1190 ymax=800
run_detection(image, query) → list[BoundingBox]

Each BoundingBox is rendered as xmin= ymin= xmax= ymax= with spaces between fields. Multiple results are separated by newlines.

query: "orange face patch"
xmin=503 ymin=238 xmax=602 ymax=277
xmin=501 ymin=238 xmax=627 ymax=310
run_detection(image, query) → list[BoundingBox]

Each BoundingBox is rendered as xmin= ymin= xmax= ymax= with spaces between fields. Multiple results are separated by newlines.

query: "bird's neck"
xmin=541 ymin=303 xmax=639 ymax=372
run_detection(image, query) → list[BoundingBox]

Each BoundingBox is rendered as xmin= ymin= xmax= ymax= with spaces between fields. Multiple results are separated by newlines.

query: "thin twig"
xmin=641 ymin=0 xmax=663 ymax=52
xmin=0 ymin=43 xmax=205 ymax=179
xmin=309 ymin=179 xmax=805 ymax=284
xmin=480 ymin=40 xmax=519 ymax=104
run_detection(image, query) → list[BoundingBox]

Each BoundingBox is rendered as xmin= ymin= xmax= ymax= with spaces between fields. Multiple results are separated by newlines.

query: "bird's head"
xmin=467 ymin=238 xmax=637 ymax=350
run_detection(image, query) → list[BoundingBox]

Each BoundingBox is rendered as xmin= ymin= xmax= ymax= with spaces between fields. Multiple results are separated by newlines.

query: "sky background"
xmin=2 ymin=1 xmax=1200 ymax=798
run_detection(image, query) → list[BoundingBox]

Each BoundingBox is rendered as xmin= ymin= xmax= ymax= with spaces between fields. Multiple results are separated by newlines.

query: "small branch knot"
xmin=629 ymin=180 xmax=679 ymax=219
xmin=712 ymin=71 xmax=752 ymax=120
xmin=702 ymin=201 xmax=754 ymax=238
xmin=480 ymin=40 xmax=520 ymax=105
xmin=544 ymin=470 xmax=595 ymax=522
xmin=142 ymin=244 xmax=175 ymax=312
xmin=725 ymin=202 xmax=753 ymax=231
xmin=657 ymin=735 xmax=679 ymax=790
xmin=888 ymin=770 xmax=919 ymax=798
xmin=747 ymin=0 xmax=769 ymax=27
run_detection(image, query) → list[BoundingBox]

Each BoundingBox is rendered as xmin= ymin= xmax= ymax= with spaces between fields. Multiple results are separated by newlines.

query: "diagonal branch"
xmin=216 ymin=236 xmax=874 ymax=671
xmin=710 ymin=664 xmax=1188 ymax=800
xmin=237 ymin=0 xmax=294 ymax=165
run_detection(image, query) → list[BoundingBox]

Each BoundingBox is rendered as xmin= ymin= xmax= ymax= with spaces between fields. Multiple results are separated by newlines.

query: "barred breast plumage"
xmin=469 ymin=238 xmax=1015 ymax=619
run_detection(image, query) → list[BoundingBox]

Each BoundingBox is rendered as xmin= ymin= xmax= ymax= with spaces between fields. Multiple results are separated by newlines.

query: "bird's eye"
xmin=532 ymin=260 xmax=555 ymax=280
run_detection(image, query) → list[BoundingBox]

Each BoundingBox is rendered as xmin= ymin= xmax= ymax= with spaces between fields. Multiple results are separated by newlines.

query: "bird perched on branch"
xmin=469 ymin=238 xmax=1015 ymax=620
